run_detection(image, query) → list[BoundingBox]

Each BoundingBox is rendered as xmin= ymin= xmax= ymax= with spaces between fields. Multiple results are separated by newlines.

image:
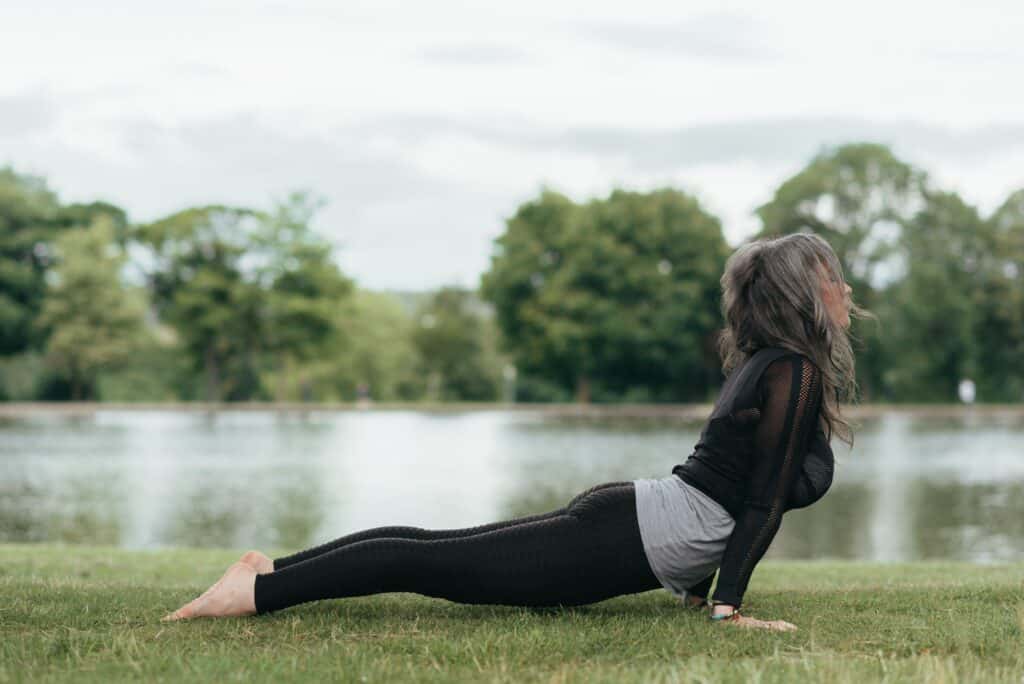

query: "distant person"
xmin=165 ymin=234 xmax=861 ymax=631
xmin=958 ymin=378 xmax=976 ymax=404
xmin=355 ymin=382 xmax=373 ymax=408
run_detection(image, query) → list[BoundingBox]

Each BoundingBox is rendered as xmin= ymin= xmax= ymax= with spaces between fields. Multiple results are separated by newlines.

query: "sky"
xmin=2 ymin=0 xmax=1023 ymax=290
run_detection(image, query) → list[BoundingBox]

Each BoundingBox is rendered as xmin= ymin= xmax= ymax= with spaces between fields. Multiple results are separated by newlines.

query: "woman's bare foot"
xmin=239 ymin=550 xmax=274 ymax=574
xmin=162 ymin=562 xmax=257 ymax=621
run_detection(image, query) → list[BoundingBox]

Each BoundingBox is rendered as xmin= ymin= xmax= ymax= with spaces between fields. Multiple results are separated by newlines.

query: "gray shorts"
xmin=633 ymin=475 xmax=735 ymax=600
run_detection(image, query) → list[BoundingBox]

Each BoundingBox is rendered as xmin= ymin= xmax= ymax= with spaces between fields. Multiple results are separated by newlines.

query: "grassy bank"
xmin=1 ymin=546 xmax=1021 ymax=682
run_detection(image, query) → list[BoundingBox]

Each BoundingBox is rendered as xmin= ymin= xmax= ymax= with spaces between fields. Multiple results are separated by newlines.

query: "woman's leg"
xmin=271 ymin=482 xmax=631 ymax=570
xmin=254 ymin=482 xmax=660 ymax=613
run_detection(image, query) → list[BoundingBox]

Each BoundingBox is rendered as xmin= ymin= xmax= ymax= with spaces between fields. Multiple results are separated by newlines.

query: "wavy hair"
xmin=718 ymin=233 xmax=869 ymax=445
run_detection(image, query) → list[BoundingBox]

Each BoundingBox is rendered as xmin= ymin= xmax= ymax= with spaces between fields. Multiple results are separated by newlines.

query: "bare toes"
xmin=162 ymin=596 xmax=204 ymax=621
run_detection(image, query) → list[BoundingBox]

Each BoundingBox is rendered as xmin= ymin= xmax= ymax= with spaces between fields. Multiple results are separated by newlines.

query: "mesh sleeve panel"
xmin=710 ymin=355 xmax=823 ymax=608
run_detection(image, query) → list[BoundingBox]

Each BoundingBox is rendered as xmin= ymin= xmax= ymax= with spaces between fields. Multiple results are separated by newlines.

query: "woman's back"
xmin=674 ymin=348 xmax=828 ymax=516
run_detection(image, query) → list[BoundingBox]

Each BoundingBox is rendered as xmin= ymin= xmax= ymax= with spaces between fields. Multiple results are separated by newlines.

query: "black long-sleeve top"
xmin=673 ymin=347 xmax=827 ymax=608
xmin=682 ymin=423 xmax=833 ymax=603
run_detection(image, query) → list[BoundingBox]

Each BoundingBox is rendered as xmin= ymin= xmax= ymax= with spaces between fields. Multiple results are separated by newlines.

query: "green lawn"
xmin=1 ymin=545 xmax=1021 ymax=683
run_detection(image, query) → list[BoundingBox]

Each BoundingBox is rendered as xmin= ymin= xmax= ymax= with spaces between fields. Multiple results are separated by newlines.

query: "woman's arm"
xmin=710 ymin=355 xmax=823 ymax=626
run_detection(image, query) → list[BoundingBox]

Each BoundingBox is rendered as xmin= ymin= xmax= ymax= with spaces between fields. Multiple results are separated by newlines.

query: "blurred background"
xmin=2 ymin=1 xmax=1023 ymax=560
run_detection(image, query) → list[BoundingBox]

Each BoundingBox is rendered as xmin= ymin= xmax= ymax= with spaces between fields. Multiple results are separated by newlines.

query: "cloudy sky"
xmin=2 ymin=0 xmax=1023 ymax=289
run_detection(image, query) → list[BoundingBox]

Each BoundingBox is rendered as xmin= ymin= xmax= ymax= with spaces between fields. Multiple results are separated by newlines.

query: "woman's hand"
xmin=728 ymin=615 xmax=797 ymax=632
xmin=711 ymin=603 xmax=797 ymax=631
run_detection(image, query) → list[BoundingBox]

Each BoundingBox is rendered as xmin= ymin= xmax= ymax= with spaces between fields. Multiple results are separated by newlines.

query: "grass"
xmin=1 ymin=545 xmax=1022 ymax=683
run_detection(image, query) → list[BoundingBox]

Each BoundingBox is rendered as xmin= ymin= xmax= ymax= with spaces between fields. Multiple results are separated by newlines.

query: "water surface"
xmin=2 ymin=408 xmax=1023 ymax=561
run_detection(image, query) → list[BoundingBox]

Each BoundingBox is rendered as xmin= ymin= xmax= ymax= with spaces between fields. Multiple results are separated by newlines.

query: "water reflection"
xmin=0 ymin=478 xmax=123 ymax=544
xmin=770 ymin=484 xmax=874 ymax=559
xmin=164 ymin=482 xmax=248 ymax=548
xmin=496 ymin=418 xmax=700 ymax=519
xmin=267 ymin=479 xmax=327 ymax=549
xmin=1 ymin=409 xmax=1023 ymax=562
xmin=908 ymin=480 xmax=1024 ymax=561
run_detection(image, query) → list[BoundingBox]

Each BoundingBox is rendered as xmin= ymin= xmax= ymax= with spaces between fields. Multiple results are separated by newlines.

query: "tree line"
xmin=1 ymin=142 xmax=1022 ymax=403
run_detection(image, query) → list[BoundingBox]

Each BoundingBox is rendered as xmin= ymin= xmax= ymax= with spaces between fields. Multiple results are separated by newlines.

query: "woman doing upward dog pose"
xmin=165 ymin=233 xmax=861 ymax=630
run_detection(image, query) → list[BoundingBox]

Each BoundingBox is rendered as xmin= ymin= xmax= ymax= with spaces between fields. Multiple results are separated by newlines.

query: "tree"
xmin=481 ymin=190 xmax=576 ymax=398
xmin=881 ymin=192 xmax=987 ymax=400
xmin=57 ymin=202 xmax=130 ymax=245
xmin=36 ymin=218 xmax=147 ymax=399
xmin=755 ymin=144 xmax=930 ymax=399
xmin=135 ymin=195 xmax=354 ymax=402
xmin=135 ymin=206 xmax=265 ymax=401
xmin=0 ymin=167 xmax=62 ymax=355
xmin=482 ymin=188 xmax=729 ymax=403
xmin=255 ymin=193 xmax=354 ymax=401
xmin=411 ymin=287 xmax=500 ymax=401
xmin=757 ymin=143 xmax=928 ymax=288
xmin=329 ymin=290 xmax=420 ymax=401
xmin=975 ymin=189 xmax=1024 ymax=400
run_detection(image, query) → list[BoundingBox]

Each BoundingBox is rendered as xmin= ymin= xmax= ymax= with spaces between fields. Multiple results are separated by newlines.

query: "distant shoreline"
xmin=2 ymin=401 xmax=1022 ymax=419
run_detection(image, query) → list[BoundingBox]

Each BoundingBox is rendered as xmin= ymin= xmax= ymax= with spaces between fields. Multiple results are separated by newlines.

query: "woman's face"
xmin=820 ymin=265 xmax=853 ymax=329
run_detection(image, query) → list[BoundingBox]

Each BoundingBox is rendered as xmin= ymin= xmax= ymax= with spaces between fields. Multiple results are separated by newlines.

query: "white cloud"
xmin=1 ymin=0 xmax=1023 ymax=289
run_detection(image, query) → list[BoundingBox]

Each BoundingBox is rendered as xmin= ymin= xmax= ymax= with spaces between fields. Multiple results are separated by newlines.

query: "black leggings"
xmin=254 ymin=481 xmax=661 ymax=613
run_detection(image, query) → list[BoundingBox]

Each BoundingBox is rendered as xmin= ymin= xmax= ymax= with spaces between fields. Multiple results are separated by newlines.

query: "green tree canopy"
xmin=135 ymin=196 xmax=353 ymax=401
xmin=135 ymin=205 xmax=265 ymax=400
xmin=255 ymin=193 xmax=354 ymax=400
xmin=976 ymin=188 xmax=1024 ymax=400
xmin=412 ymin=287 xmax=500 ymax=401
xmin=881 ymin=192 xmax=988 ymax=400
xmin=754 ymin=144 xmax=930 ymax=399
xmin=328 ymin=289 xmax=420 ymax=402
xmin=57 ymin=202 xmax=130 ymax=244
xmin=0 ymin=167 xmax=62 ymax=355
xmin=482 ymin=188 xmax=729 ymax=402
xmin=36 ymin=218 xmax=147 ymax=399
xmin=756 ymin=143 xmax=928 ymax=291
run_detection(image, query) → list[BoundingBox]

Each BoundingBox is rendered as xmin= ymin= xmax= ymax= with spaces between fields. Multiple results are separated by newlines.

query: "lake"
xmin=2 ymin=407 xmax=1023 ymax=561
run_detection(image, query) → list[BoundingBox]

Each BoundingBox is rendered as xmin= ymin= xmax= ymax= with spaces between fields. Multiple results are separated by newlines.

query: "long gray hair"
xmin=718 ymin=233 xmax=868 ymax=445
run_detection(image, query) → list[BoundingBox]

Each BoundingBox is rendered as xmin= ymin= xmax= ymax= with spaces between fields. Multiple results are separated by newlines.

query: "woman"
xmin=165 ymin=233 xmax=860 ymax=631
